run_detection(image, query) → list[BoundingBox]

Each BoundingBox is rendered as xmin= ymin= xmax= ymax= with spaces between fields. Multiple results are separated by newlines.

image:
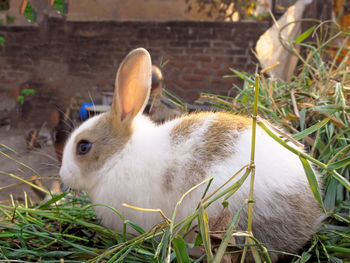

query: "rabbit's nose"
xmin=61 ymin=182 xmax=70 ymax=192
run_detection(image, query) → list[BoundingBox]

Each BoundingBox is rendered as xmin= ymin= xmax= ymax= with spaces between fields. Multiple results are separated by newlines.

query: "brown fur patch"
xmin=165 ymin=112 xmax=251 ymax=191
xmin=170 ymin=112 xmax=212 ymax=144
xmin=204 ymin=112 xmax=251 ymax=162
xmin=74 ymin=112 xmax=130 ymax=173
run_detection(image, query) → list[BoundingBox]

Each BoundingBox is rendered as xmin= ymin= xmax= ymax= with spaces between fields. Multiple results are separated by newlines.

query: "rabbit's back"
xmin=166 ymin=111 xmax=324 ymax=257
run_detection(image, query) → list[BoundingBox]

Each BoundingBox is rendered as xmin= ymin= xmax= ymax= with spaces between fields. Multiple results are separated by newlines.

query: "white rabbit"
xmin=60 ymin=48 xmax=324 ymax=262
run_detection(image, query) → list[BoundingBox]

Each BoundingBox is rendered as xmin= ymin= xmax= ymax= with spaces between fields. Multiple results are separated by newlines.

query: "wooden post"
xmin=19 ymin=0 xmax=28 ymax=14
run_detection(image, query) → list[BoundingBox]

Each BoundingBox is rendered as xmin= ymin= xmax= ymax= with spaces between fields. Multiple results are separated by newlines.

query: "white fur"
xmin=60 ymin=114 xmax=103 ymax=190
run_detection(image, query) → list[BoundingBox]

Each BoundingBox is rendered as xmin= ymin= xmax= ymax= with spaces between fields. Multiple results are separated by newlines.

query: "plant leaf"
xmin=299 ymin=156 xmax=325 ymax=211
xmin=229 ymin=68 xmax=255 ymax=85
xmin=38 ymin=192 xmax=68 ymax=209
xmin=295 ymin=25 xmax=316 ymax=43
xmin=293 ymin=116 xmax=332 ymax=141
xmin=327 ymin=156 xmax=350 ymax=170
xmin=198 ymin=207 xmax=213 ymax=261
xmin=173 ymin=236 xmax=190 ymax=263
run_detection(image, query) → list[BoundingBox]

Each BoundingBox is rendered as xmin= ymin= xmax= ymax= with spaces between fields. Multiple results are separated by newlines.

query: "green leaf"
xmin=173 ymin=236 xmax=190 ymax=263
xmin=299 ymin=251 xmax=312 ymax=263
xmin=17 ymin=95 xmax=24 ymax=104
xmin=293 ymin=116 xmax=332 ymax=141
xmin=43 ymin=251 xmax=74 ymax=257
xmin=21 ymin=88 xmax=36 ymax=95
xmin=38 ymin=192 xmax=68 ymax=209
xmin=313 ymin=105 xmax=344 ymax=114
xmin=198 ymin=207 xmax=213 ymax=261
xmin=125 ymin=220 xmax=145 ymax=234
xmin=194 ymin=233 xmax=203 ymax=247
xmin=299 ymin=156 xmax=325 ymax=211
xmin=229 ymin=68 xmax=255 ymax=85
xmin=295 ymin=25 xmax=316 ymax=43
xmin=327 ymin=156 xmax=350 ymax=170
xmin=0 ymin=37 xmax=4 ymax=46
xmin=213 ymin=203 xmax=245 ymax=263
xmin=328 ymin=169 xmax=350 ymax=192
xmin=23 ymin=2 xmax=36 ymax=22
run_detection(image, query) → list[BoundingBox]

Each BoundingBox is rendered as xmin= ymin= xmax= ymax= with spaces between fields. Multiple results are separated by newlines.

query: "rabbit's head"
xmin=59 ymin=48 xmax=152 ymax=191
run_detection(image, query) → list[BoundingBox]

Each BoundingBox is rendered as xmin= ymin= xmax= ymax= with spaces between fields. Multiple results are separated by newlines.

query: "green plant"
xmin=16 ymin=88 xmax=36 ymax=104
xmin=53 ymin=0 xmax=67 ymax=14
xmin=23 ymin=2 xmax=35 ymax=22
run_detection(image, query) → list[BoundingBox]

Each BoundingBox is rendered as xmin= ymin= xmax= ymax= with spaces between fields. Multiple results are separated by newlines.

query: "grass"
xmin=0 ymin=22 xmax=350 ymax=262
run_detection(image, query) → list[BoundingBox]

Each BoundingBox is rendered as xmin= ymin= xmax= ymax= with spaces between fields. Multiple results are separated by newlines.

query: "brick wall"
xmin=0 ymin=17 xmax=269 ymax=103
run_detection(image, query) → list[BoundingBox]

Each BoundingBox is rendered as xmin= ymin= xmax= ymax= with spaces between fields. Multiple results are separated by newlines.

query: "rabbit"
xmin=59 ymin=48 xmax=325 ymax=262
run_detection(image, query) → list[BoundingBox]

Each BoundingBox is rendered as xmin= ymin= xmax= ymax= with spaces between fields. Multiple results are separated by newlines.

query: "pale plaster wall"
xmin=67 ymin=0 xmax=213 ymax=21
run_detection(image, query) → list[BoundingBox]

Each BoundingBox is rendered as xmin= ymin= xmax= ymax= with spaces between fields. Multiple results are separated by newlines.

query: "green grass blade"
xmin=295 ymin=25 xmax=316 ymax=43
xmin=229 ymin=68 xmax=255 ymax=85
xmin=292 ymin=116 xmax=332 ymax=141
xmin=299 ymin=156 xmax=325 ymax=212
xmin=328 ymin=170 xmax=350 ymax=192
xmin=213 ymin=203 xmax=245 ymax=263
xmin=198 ymin=207 xmax=213 ymax=262
xmin=38 ymin=192 xmax=68 ymax=209
xmin=327 ymin=157 xmax=350 ymax=171
xmin=172 ymin=236 xmax=190 ymax=263
xmin=0 ymin=37 xmax=5 ymax=46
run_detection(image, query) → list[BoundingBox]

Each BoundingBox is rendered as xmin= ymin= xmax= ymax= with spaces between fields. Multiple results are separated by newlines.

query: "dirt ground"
xmin=0 ymin=126 xmax=60 ymax=204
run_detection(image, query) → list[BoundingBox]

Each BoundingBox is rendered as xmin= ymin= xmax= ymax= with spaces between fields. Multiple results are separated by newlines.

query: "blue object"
xmin=79 ymin=102 xmax=95 ymax=121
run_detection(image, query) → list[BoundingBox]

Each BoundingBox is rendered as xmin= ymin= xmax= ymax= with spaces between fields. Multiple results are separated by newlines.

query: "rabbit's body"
xmin=60 ymin=48 xmax=324 ymax=262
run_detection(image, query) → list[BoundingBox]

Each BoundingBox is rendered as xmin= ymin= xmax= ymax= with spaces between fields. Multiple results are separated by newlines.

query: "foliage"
xmin=185 ymin=0 xmax=258 ymax=21
xmin=0 ymin=36 xmax=4 ymax=46
xmin=23 ymin=2 xmax=35 ymax=23
xmin=16 ymin=88 xmax=37 ymax=104
xmin=53 ymin=0 xmax=67 ymax=14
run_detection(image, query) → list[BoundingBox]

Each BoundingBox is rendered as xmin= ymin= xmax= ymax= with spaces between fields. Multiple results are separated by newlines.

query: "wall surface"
xmin=67 ymin=0 xmax=213 ymax=21
xmin=0 ymin=17 xmax=269 ymax=105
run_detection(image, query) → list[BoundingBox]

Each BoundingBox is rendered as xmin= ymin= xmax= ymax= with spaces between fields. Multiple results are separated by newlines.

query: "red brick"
xmin=208 ymin=76 xmax=224 ymax=83
xmin=205 ymin=49 xmax=225 ymax=55
xmin=172 ymin=77 xmax=191 ymax=90
xmin=193 ymin=69 xmax=211 ymax=75
xmin=172 ymin=60 xmax=197 ymax=68
xmin=213 ymin=56 xmax=234 ymax=63
xmin=186 ymin=48 xmax=204 ymax=55
xmin=183 ymin=75 xmax=206 ymax=82
xmin=213 ymin=41 xmax=232 ymax=48
xmin=192 ymin=55 xmax=211 ymax=62
xmin=201 ymin=62 xmax=222 ymax=69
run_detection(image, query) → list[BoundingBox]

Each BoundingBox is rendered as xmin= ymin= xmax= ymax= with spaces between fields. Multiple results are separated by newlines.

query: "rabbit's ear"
xmin=112 ymin=48 xmax=152 ymax=128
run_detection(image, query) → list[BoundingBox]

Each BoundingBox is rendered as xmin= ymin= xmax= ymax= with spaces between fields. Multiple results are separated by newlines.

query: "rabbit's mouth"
xmin=61 ymin=182 xmax=70 ymax=192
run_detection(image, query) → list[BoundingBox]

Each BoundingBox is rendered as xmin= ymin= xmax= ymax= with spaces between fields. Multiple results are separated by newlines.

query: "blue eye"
xmin=77 ymin=140 xmax=92 ymax=155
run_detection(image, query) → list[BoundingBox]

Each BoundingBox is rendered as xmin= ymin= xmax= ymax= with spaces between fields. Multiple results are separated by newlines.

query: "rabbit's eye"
xmin=77 ymin=140 xmax=92 ymax=155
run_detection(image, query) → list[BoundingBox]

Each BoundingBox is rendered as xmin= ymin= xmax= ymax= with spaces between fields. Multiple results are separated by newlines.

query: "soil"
xmin=0 ymin=126 xmax=60 ymax=204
